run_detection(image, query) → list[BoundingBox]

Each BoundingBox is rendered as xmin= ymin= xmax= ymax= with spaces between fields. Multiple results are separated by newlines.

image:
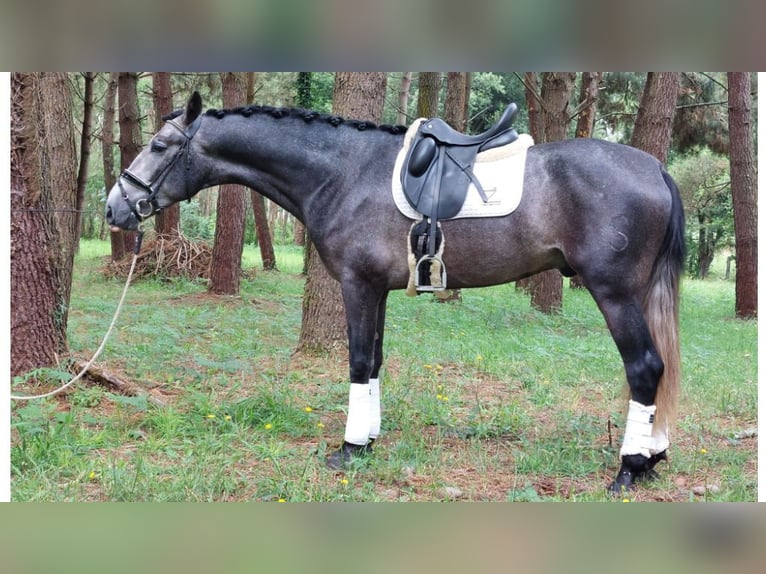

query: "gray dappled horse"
xmin=106 ymin=92 xmax=685 ymax=493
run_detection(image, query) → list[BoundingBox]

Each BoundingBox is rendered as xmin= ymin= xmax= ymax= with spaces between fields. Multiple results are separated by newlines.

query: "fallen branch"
xmin=73 ymin=359 xmax=165 ymax=407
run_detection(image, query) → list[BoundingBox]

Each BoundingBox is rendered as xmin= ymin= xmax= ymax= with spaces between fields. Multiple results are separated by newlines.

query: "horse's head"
xmin=106 ymin=92 xmax=205 ymax=231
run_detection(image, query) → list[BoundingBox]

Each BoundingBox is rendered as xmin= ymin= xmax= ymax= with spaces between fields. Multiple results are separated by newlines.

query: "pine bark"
xmin=570 ymin=72 xmax=602 ymax=289
xmin=252 ymin=190 xmax=277 ymax=270
xmin=39 ymin=73 xmax=79 ymax=330
xmin=727 ymin=72 xmax=757 ymax=318
xmin=117 ymin=72 xmax=141 ymax=254
xmin=103 ymin=73 xmax=124 ymax=260
xmin=152 ymin=72 xmax=181 ymax=236
xmin=246 ymin=72 xmax=277 ymax=270
xmin=397 ymin=72 xmax=413 ymax=125
xmin=10 ymin=73 xmax=68 ymax=377
xmin=526 ymin=72 xmax=576 ymax=313
xmin=417 ymin=73 xmax=441 ymax=117
xmin=439 ymin=72 xmax=470 ymax=303
xmin=575 ymin=72 xmax=601 ymax=138
xmin=209 ymin=72 xmax=248 ymax=295
xmin=298 ymin=72 xmax=387 ymax=353
xmin=630 ymin=72 xmax=680 ymax=163
xmin=444 ymin=72 xmax=468 ymax=132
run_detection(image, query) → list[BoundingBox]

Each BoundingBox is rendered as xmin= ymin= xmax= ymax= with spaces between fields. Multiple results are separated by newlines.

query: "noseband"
xmin=118 ymin=115 xmax=203 ymax=221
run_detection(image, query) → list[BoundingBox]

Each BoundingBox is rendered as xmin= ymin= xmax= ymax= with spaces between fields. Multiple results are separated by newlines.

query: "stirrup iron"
xmin=415 ymin=254 xmax=447 ymax=292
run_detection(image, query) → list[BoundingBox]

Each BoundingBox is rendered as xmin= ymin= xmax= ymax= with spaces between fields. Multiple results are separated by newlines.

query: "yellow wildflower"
xmin=264 ymin=423 xmax=273 ymax=430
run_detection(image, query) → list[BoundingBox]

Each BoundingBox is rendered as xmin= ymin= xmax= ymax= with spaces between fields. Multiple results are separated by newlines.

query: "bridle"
xmin=118 ymin=115 xmax=203 ymax=221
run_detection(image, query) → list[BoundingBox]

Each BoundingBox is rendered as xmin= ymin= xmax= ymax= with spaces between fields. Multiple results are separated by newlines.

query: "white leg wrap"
xmin=369 ymin=378 xmax=381 ymax=440
xmin=619 ymin=400 xmax=670 ymax=458
xmin=344 ymin=383 xmax=372 ymax=446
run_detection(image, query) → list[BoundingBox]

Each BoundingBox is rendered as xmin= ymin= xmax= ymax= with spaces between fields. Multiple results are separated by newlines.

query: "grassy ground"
xmin=10 ymin=240 xmax=757 ymax=501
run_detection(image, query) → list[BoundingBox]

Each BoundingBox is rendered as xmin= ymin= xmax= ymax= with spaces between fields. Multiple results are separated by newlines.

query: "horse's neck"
xmin=203 ymin=116 xmax=354 ymax=221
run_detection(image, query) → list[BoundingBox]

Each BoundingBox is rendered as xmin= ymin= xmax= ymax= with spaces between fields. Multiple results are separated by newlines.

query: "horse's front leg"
xmin=326 ymin=281 xmax=388 ymax=470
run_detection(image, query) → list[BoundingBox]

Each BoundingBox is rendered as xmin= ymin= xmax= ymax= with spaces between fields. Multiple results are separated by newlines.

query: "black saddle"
xmin=400 ymin=104 xmax=519 ymax=291
xmin=401 ymin=103 xmax=519 ymax=222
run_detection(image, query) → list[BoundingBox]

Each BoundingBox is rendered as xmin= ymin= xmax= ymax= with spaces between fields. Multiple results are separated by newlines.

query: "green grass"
xmin=10 ymin=240 xmax=757 ymax=501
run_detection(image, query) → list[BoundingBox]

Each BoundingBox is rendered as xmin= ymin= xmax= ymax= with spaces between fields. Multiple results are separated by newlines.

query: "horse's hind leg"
xmin=594 ymin=294 xmax=670 ymax=492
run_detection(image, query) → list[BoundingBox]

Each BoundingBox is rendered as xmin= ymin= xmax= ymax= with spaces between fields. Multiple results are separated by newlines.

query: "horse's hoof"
xmin=325 ymin=440 xmax=374 ymax=470
xmin=609 ymin=469 xmax=636 ymax=494
xmin=608 ymin=451 xmax=668 ymax=494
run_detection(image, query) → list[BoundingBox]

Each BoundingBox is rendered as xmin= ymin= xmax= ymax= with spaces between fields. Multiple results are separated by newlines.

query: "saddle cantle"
xmin=400 ymin=103 xmax=520 ymax=291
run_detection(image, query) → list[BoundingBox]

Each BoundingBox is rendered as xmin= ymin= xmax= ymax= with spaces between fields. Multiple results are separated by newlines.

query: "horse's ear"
xmin=185 ymin=91 xmax=203 ymax=125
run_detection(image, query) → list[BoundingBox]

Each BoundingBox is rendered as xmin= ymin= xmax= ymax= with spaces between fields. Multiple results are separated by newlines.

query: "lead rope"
xmin=11 ymin=227 xmax=144 ymax=401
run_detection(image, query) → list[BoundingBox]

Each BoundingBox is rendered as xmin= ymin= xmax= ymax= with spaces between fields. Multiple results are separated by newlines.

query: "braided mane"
xmin=201 ymin=105 xmax=408 ymax=135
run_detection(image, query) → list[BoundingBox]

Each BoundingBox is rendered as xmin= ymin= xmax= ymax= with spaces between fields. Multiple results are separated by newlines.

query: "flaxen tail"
xmin=643 ymin=167 xmax=685 ymax=431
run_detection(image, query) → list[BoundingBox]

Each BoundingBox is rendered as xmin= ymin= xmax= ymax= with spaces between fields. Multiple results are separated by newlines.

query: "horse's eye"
xmin=151 ymin=140 xmax=168 ymax=152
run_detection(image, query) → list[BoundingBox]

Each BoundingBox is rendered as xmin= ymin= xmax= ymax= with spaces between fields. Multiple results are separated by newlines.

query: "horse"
xmin=106 ymin=91 xmax=685 ymax=493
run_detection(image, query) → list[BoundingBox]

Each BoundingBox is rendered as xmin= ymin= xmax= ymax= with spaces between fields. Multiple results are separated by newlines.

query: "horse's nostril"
xmin=106 ymin=205 xmax=113 ymax=223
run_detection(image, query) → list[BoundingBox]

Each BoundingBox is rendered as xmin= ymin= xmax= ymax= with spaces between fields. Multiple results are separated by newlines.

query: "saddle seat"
xmin=400 ymin=103 xmax=520 ymax=292
xmin=419 ymin=102 xmax=519 ymax=149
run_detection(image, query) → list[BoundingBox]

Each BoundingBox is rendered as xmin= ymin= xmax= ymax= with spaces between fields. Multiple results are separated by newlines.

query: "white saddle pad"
xmin=391 ymin=119 xmax=534 ymax=220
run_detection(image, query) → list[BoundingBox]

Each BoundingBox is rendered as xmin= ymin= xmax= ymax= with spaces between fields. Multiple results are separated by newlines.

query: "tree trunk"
xmin=574 ymin=72 xmax=601 ymax=138
xmin=417 ymin=72 xmax=441 ymax=117
xmin=630 ymin=72 xmax=680 ymax=163
xmin=39 ymin=72 xmax=79 ymax=330
xmin=117 ymin=72 xmax=141 ymax=254
xmin=152 ymin=72 xmax=180 ymax=236
xmin=292 ymin=73 xmax=312 ymax=246
xmin=439 ymin=72 xmax=470 ymax=303
xmin=298 ymin=72 xmax=387 ymax=353
xmin=523 ymin=72 xmax=544 ymax=143
xmin=526 ymin=72 xmax=575 ymax=313
xmin=102 ymin=73 xmax=124 ymax=260
xmin=75 ymin=73 xmax=94 ymax=246
xmin=443 ymin=72 xmax=467 ymax=132
xmin=245 ymin=72 xmax=277 ymax=270
xmin=727 ymin=72 xmax=757 ymax=318
xmin=516 ymin=73 xmax=543 ymax=295
xmin=397 ymin=72 xmax=413 ymax=125
xmin=209 ymin=72 xmax=248 ymax=295
xmin=570 ymin=72 xmax=602 ymax=289
xmin=11 ymin=73 xmax=69 ymax=377
xmin=251 ymin=190 xmax=277 ymax=270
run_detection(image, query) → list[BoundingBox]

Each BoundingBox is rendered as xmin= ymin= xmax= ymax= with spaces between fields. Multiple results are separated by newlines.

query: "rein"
xmin=119 ymin=116 xmax=202 ymax=221
xmin=11 ymin=228 xmax=145 ymax=401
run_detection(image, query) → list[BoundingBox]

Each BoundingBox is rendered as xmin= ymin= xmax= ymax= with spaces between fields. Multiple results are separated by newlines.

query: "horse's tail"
xmin=643 ymin=167 xmax=685 ymax=430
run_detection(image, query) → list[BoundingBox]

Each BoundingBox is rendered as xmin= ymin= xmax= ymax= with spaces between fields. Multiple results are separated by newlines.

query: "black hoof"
xmin=325 ymin=440 xmax=374 ymax=470
xmin=608 ymin=451 xmax=668 ymax=494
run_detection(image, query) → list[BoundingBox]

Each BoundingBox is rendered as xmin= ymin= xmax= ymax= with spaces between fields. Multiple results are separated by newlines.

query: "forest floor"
xmin=10 ymin=241 xmax=758 ymax=502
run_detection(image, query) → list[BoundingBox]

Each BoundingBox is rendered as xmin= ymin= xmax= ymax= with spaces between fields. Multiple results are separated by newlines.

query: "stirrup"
xmin=415 ymin=254 xmax=447 ymax=292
